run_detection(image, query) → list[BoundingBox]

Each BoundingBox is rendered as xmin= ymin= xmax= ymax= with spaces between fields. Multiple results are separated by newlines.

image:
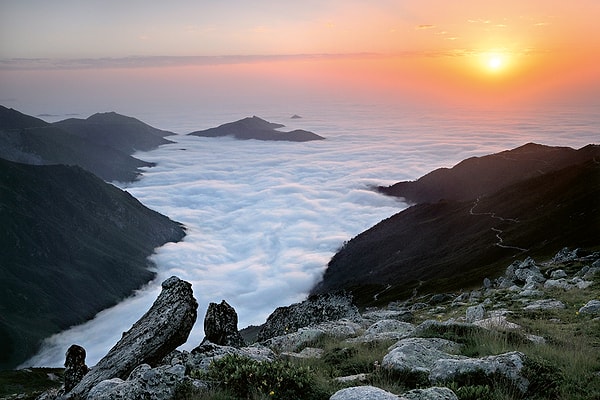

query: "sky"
xmin=1 ymin=0 xmax=600 ymax=114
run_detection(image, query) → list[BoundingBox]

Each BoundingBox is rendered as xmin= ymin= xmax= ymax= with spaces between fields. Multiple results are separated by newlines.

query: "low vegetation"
xmin=3 ymin=258 xmax=599 ymax=400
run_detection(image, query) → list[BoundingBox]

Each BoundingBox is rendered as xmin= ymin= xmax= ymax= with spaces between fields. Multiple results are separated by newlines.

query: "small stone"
xmin=579 ymin=300 xmax=600 ymax=315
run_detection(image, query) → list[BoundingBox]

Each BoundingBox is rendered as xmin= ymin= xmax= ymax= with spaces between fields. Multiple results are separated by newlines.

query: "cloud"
xmin=0 ymin=53 xmax=379 ymax=71
xmin=416 ymin=24 xmax=436 ymax=30
xmin=22 ymin=107 xmax=598 ymax=368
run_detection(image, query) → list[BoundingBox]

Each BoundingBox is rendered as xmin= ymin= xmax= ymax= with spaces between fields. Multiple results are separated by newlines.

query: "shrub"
xmin=199 ymin=354 xmax=326 ymax=400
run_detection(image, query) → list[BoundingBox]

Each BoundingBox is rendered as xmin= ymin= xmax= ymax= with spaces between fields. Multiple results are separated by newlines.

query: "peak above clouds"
xmin=188 ymin=115 xmax=325 ymax=142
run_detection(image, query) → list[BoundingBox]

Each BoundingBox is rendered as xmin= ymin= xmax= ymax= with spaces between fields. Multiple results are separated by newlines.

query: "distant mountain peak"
xmin=188 ymin=116 xmax=325 ymax=142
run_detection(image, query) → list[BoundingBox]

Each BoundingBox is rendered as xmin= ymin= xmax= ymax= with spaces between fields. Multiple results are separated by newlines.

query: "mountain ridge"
xmin=313 ymin=144 xmax=600 ymax=306
xmin=0 ymin=158 xmax=186 ymax=370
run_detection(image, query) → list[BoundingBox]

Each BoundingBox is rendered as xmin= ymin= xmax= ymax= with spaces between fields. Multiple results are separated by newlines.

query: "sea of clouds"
xmin=24 ymin=102 xmax=599 ymax=367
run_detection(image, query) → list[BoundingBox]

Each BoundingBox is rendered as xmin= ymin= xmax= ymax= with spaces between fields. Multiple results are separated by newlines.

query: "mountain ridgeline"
xmin=0 ymin=106 xmax=187 ymax=370
xmin=312 ymin=143 xmax=600 ymax=306
xmin=0 ymin=159 xmax=185 ymax=370
xmin=0 ymin=106 xmax=176 ymax=182
xmin=188 ymin=115 xmax=325 ymax=142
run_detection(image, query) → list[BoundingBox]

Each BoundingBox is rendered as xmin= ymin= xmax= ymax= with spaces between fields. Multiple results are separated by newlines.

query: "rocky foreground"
xmin=23 ymin=247 xmax=600 ymax=399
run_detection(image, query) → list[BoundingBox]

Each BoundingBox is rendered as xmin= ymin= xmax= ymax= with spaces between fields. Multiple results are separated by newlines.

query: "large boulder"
xmin=382 ymin=338 xmax=463 ymax=375
xmin=86 ymin=363 xmax=199 ymax=400
xmin=330 ymin=385 xmax=399 ymax=400
xmin=429 ymin=351 xmax=529 ymax=394
xmin=201 ymin=300 xmax=245 ymax=348
xmin=257 ymin=293 xmax=361 ymax=341
xmin=67 ymin=276 xmax=197 ymax=399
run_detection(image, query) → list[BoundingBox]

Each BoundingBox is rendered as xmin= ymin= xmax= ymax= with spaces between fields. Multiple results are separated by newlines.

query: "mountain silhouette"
xmin=313 ymin=144 xmax=600 ymax=306
xmin=0 ymin=158 xmax=185 ymax=370
xmin=0 ymin=106 xmax=175 ymax=182
xmin=188 ymin=116 xmax=325 ymax=142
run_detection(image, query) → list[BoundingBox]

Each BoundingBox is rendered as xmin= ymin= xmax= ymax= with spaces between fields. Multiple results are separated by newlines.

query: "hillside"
xmin=312 ymin=146 xmax=600 ymax=306
xmin=377 ymin=143 xmax=600 ymax=204
xmin=53 ymin=111 xmax=175 ymax=153
xmin=188 ymin=116 xmax=325 ymax=142
xmin=0 ymin=106 xmax=174 ymax=182
xmin=0 ymin=158 xmax=186 ymax=370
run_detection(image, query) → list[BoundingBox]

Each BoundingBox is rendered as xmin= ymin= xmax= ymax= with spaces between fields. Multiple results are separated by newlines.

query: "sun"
xmin=488 ymin=55 xmax=503 ymax=71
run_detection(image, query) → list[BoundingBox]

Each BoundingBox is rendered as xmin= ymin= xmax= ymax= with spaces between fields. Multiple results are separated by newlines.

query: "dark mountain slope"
xmin=188 ymin=116 xmax=325 ymax=142
xmin=312 ymin=157 xmax=600 ymax=307
xmin=377 ymin=143 xmax=600 ymax=204
xmin=53 ymin=111 xmax=175 ymax=153
xmin=0 ymin=158 xmax=185 ymax=370
xmin=0 ymin=106 xmax=172 ymax=182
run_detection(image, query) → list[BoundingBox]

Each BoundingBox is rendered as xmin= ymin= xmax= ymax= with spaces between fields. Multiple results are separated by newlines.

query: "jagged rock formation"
xmin=313 ymin=145 xmax=600 ymax=306
xmin=0 ymin=106 xmax=175 ymax=182
xmin=62 ymin=345 xmax=90 ymax=394
xmin=188 ymin=115 xmax=325 ymax=142
xmin=257 ymin=293 xmax=361 ymax=341
xmin=0 ymin=159 xmax=185 ymax=370
xmin=66 ymin=277 xmax=197 ymax=399
xmin=201 ymin=300 xmax=245 ymax=348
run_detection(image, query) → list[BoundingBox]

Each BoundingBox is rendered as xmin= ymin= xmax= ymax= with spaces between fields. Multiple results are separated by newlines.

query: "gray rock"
xmin=550 ymin=269 xmax=568 ymax=279
xmin=333 ymin=373 xmax=370 ymax=383
xmin=330 ymin=385 xmax=399 ymax=400
xmin=429 ymin=351 xmax=529 ymax=394
xmin=514 ymin=258 xmax=545 ymax=284
xmin=524 ymin=299 xmax=565 ymax=311
xmin=201 ymin=300 xmax=245 ymax=348
xmin=543 ymin=279 xmax=573 ymax=290
xmin=361 ymin=309 xmax=413 ymax=324
xmin=579 ymin=300 xmax=600 ymax=315
xmin=382 ymin=338 xmax=463 ymax=374
xmin=257 ymin=293 xmax=360 ymax=341
xmin=552 ymin=247 xmax=579 ymax=263
xmin=68 ymin=276 xmax=198 ymax=399
xmin=189 ymin=342 xmax=275 ymax=372
xmin=473 ymin=315 xmax=521 ymax=331
xmin=281 ymin=347 xmax=324 ymax=360
xmin=315 ymin=319 xmax=363 ymax=338
xmin=366 ymin=319 xmax=416 ymax=336
xmin=62 ymin=344 xmax=90 ymax=394
xmin=483 ymin=277 xmax=492 ymax=289
xmin=86 ymin=363 xmax=195 ymax=400
xmin=400 ymin=387 xmax=458 ymax=400
xmin=465 ymin=305 xmax=485 ymax=323
xmin=583 ymin=268 xmax=599 ymax=280
xmin=262 ymin=327 xmax=325 ymax=353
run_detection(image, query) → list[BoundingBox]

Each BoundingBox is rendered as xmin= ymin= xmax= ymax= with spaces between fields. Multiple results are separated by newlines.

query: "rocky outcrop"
xmin=201 ymin=300 xmax=245 ymax=348
xmin=257 ymin=293 xmax=361 ymax=341
xmin=66 ymin=277 xmax=197 ymax=399
xmin=86 ymin=363 xmax=197 ymax=400
xmin=62 ymin=345 xmax=90 ymax=394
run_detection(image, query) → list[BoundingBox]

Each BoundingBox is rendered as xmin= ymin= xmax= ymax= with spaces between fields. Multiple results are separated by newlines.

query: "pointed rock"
xmin=67 ymin=276 xmax=197 ymax=399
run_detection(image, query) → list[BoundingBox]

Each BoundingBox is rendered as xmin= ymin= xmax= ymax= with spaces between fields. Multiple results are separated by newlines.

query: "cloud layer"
xmin=23 ymin=104 xmax=599 ymax=368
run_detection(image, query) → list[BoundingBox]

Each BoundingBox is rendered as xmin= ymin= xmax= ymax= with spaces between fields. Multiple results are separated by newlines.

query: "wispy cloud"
xmin=416 ymin=24 xmax=436 ymax=30
xmin=0 ymin=54 xmax=381 ymax=71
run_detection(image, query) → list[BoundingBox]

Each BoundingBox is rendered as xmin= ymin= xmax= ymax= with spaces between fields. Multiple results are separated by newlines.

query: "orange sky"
xmin=1 ymin=1 xmax=599 ymax=109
